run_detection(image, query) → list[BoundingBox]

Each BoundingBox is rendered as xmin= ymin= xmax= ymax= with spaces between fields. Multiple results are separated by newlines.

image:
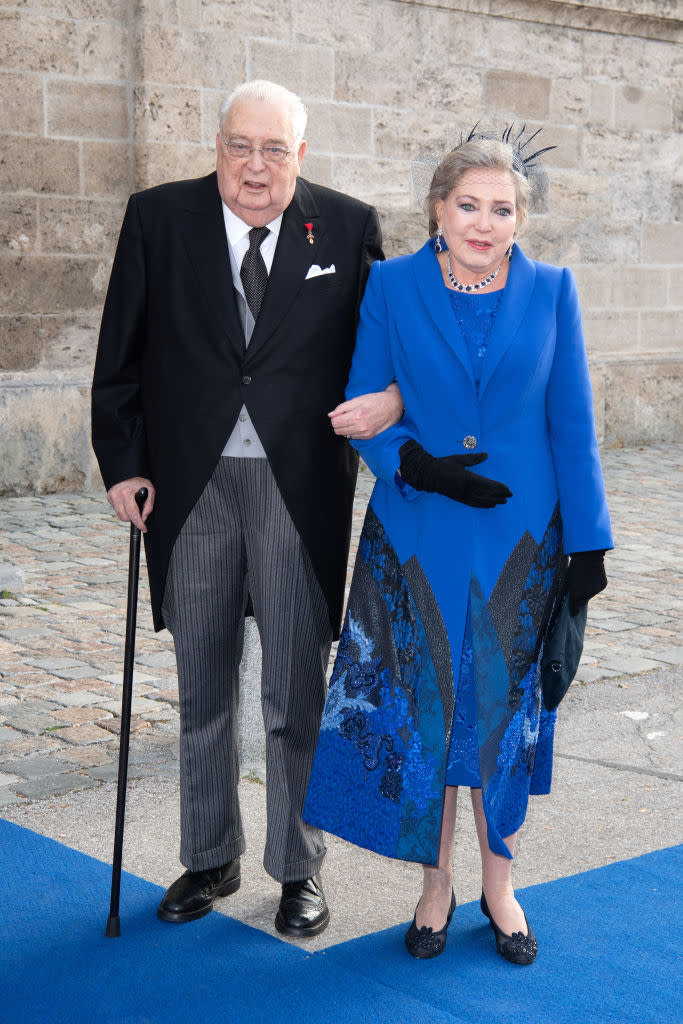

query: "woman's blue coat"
xmin=304 ymin=241 xmax=613 ymax=863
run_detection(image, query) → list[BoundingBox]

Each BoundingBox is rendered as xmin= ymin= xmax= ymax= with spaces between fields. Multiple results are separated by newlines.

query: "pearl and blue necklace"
xmin=445 ymin=245 xmax=512 ymax=293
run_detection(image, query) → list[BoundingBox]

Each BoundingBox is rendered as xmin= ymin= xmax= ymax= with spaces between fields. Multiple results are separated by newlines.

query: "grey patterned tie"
xmin=240 ymin=226 xmax=270 ymax=320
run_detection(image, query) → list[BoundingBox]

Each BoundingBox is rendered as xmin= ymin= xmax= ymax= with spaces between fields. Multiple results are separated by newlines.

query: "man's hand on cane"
xmin=107 ymin=477 xmax=156 ymax=533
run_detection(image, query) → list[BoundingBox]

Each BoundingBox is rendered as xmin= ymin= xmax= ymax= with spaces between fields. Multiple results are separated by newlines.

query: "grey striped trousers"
xmin=162 ymin=457 xmax=332 ymax=883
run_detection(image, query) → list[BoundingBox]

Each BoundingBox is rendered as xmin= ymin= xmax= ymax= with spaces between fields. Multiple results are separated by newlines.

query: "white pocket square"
xmin=305 ymin=263 xmax=336 ymax=280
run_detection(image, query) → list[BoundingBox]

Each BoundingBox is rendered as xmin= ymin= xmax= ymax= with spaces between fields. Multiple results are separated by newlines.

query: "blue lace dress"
xmin=303 ymin=240 xmax=614 ymax=866
xmin=445 ymin=289 xmax=503 ymax=787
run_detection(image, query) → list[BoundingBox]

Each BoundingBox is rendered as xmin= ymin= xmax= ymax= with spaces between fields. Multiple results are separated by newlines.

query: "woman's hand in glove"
xmin=399 ymin=440 xmax=512 ymax=509
xmin=567 ymin=550 xmax=607 ymax=615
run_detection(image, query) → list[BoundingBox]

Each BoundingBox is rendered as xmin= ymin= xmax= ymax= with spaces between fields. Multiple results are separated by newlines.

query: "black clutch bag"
xmin=540 ymin=589 xmax=587 ymax=711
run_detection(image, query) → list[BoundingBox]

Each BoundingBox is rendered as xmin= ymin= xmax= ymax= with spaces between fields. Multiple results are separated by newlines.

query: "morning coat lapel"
xmin=179 ymin=172 xmax=245 ymax=356
xmin=411 ymin=240 xmax=477 ymax=391
xmin=478 ymin=243 xmax=536 ymax=397
xmin=246 ymin=178 xmax=326 ymax=362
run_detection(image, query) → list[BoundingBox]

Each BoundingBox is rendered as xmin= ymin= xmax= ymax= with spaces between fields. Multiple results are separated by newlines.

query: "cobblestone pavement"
xmin=1 ymin=444 xmax=681 ymax=809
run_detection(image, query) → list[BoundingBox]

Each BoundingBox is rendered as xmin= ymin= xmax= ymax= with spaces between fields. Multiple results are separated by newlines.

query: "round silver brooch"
xmin=463 ymin=435 xmax=477 ymax=449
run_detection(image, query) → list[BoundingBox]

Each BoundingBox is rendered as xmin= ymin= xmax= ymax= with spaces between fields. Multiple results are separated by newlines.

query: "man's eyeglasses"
xmin=221 ymin=136 xmax=292 ymax=164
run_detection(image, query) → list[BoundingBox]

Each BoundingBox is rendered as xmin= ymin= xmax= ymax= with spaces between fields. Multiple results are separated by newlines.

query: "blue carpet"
xmin=0 ymin=819 xmax=679 ymax=1024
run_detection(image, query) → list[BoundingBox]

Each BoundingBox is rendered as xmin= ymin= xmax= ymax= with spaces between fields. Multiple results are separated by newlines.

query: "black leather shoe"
xmin=274 ymin=874 xmax=329 ymax=937
xmin=480 ymin=891 xmax=538 ymax=965
xmin=405 ymin=890 xmax=456 ymax=959
xmin=157 ymin=861 xmax=241 ymax=923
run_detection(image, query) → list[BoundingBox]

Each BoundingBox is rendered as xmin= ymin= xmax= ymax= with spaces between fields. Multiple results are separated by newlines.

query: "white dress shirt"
xmin=221 ymin=205 xmax=283 ymax=459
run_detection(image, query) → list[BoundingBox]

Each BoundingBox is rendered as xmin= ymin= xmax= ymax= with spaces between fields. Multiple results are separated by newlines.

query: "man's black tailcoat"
xmin=92 ymin=172 xmax=383 ymax=637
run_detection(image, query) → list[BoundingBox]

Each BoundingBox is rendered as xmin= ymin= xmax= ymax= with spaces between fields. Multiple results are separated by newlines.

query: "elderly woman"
xmin=304 ymin=130 xmax=613 ymax=963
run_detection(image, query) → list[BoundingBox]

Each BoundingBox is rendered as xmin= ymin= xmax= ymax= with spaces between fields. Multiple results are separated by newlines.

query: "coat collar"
xmin=411 ymin=239 xmax=475 ymax=388
xmin=478 ymin=242 xmax=536 ymax=397
xmin=410 ymin=239 xmax=537 ymax=397
xmin=180 ymin=172 xmax=244 ymax=354
xmin=246 ymin=178 xmax=324 ymax=361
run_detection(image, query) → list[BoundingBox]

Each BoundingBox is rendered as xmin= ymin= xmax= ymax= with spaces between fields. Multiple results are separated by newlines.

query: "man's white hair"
xmin=218 ymin=80 xmax=308 ymax=145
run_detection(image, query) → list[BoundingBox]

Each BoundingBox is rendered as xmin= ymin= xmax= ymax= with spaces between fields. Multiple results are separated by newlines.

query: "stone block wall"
xmin=1 ymin=0 xmax=133 ymax=493
xmin=1 ymin=0 xmax=681 ymax=493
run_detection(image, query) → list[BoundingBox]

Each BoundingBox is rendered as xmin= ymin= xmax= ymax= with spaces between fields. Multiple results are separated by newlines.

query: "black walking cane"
xmin=106 ymin=486 xmax=148 ymax=938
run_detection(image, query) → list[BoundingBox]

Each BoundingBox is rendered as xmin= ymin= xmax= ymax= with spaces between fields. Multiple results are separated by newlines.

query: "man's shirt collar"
xmin=222 ymin=204 xmax=283 ymax=248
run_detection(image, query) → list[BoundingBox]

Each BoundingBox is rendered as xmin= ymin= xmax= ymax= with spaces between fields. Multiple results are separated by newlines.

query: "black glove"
xmin=399 ymin=440 xmax=512 ymax=509
xmin=567 ymin=550 xmax=607 ymax=615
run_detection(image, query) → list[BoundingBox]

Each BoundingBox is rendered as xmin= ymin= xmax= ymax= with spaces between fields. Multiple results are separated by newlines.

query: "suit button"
xmin=242 ymin=375 xmax=252 ymax=385
xmin=463 ymin=435 xmax=477 ymax=449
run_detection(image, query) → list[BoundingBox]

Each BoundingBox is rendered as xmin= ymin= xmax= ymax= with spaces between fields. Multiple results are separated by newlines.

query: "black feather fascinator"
xmin=411 ymin=122 xmax=556 ymax=207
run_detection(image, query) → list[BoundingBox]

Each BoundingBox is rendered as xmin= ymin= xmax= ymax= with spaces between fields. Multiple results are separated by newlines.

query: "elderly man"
xmin=92 ymin=80 xmax=401 ymax=937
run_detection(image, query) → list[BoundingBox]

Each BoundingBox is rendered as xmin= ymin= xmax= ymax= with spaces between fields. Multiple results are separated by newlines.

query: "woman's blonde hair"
xmin=426 ymin=138 xmax=531 ymax=235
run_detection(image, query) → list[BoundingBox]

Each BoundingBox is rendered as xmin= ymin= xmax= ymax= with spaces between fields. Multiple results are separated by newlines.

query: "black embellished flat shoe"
xmin=405 ymin=890 xmax=456 ymax=959
xmin=480 ymin=891 xmax=538 ymax=965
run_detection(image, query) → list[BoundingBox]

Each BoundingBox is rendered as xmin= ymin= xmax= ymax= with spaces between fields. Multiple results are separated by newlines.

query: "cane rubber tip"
xmin=105 ymin=915 xmax=121 ymax=938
